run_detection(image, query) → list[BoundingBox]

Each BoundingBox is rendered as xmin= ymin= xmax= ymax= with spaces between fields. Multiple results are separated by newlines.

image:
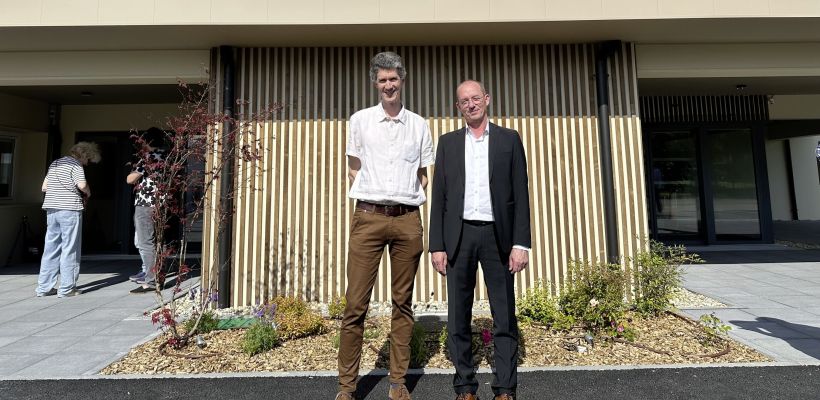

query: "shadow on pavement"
xmin=730 ymin=317 xmax=820 ymax=360
xmin=355 ymin=372 xmax=423 ymax=399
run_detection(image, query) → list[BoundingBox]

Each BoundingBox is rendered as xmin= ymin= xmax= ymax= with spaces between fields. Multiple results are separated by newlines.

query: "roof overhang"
xmin=1 ymin=18 xmax=820 ymax=51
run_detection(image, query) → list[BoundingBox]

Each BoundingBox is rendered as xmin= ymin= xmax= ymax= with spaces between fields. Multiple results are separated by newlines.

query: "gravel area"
xmin=101 ymin=311 xmax=767 ymax=375
xmin=670 ymin=288 xmax=726 ymax=309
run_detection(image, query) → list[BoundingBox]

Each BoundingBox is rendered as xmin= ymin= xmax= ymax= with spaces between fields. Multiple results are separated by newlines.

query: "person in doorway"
xmin=429 ymin=80 xmax=531 ymax=400
xmin=127 ymin=127 xmax=167 ymax=294
xmin=336 ymin=52 xmax=435 ymax=400
xmin=36 ymin=141 xmax=101 ymax=298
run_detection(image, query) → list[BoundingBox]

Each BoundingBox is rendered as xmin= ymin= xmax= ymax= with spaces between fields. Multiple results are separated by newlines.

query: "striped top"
xmin=42 ymin=156 xmax=86 ymax=211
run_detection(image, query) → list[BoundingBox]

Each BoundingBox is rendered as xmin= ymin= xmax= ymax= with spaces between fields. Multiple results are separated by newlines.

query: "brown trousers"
xmin=337 ymin=207 xmax=423 ymax=393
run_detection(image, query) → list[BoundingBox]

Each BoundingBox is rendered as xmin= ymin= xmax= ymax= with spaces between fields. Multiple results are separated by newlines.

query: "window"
xmin=0 ymin=137 xmax=14 ymax=198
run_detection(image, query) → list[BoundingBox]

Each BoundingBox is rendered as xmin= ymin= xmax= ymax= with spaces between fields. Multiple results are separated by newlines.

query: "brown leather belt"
xmin=356 ymin=201 xmax=418 ymax=217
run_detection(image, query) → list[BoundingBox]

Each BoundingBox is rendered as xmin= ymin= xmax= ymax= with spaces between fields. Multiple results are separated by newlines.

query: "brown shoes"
xmin=494 ymin=394 xmax=515 ymax=400
xmin=334 ymin=392 xmax=354 ymax=400
xmin=456 ymin=393 xmax=478 ymax=400
xmin=388 ymin=383 xmax=411 ymax=400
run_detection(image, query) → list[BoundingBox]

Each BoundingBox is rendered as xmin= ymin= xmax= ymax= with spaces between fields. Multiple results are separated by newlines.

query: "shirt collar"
xmin=377 ymin=104 xmax=407 ymax=124
xmin=464 ymin=124 xmax=490 ymax=142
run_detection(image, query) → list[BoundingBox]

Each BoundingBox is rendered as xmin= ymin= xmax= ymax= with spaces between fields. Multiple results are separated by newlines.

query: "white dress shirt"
xmin=463 ymin=126 xmax=493 ymax=221
xmin=462 ymin=125 xmax=530 ymax=252
xmin=346 ymin=104 xmax=435 ymax=206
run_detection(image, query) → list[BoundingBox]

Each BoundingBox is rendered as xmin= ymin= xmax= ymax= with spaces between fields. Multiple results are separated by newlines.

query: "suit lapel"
xmin=456 ymin=128 xmax=466 ymax=199
xmin=488 ymin=123 xmax=498 ymax=183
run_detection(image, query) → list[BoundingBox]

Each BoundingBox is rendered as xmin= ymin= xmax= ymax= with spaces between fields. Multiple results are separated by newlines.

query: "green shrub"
xmin=272 ymin=296 xmax=327 ymax=340
xmin=331 ymin=330 xmax=341 ymax=349
xmin=559 ymin=260 xmax=627 ymax=331
xmin=327 ymin=295 xmax=346 ymax=320
xmin=183 ymin=310 xmax=219 ymax=335
xmin=409 ymin=323 xmax=427 ymax=368
xmin=517 ymin=281 xmax=561 ymax=326
xmin=241 ymin=321 xmax=280 ymax=356
xmin=698 ymin=313 xmax=731 ymax=346
xmin=633 ymin=240 xmax=702 ymax=316
xmin=438 ymin=326 xmax=448 ymax=349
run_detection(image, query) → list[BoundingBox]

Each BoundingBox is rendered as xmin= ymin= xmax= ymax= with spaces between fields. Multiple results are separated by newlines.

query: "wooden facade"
xmin=202 ymin=43 xmax=648 ymax=307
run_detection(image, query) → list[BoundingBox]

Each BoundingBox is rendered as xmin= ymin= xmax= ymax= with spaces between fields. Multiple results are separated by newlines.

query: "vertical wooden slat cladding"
xmin=203 ymin=44 xmax=647 ymax=306
xmin=639 ymin=95 xmax=768 ymax=124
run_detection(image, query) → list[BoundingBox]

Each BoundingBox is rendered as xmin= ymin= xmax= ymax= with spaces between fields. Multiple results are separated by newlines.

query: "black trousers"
xmin=446 ymin=222 xmax=518 ymax=396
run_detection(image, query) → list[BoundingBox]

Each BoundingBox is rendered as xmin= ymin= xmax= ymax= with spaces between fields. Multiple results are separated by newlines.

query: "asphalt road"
xmin=2 ymin=366 xmax=819 ymax=400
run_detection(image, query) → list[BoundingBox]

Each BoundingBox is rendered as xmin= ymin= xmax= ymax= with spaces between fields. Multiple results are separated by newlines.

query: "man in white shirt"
xmin=336 ymin=52 xmax=434 ymax=400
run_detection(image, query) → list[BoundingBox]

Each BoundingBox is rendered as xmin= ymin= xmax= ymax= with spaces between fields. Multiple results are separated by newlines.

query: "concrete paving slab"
xmin=11 ymin=351 xmax=116 ymax=378
xmin=94 ymin=320 xmax=157 ymax=337
xmin=22 ymin=307 xmax=90 ymax=322
xmin=771 ymin=296 xmax=820 ymax=308
xmin=0 ymin=335 xmax=84 ymax=354
xmin=32 ymin=319 xmax=120 ymax=337
xmin=740 ymin=308 xmax=820 ymax=322
xmin=0 ymin=321 xmax=59 ymax=337
xmin=743 ymin=338 xmax=820 ymax=363
xmin=63 ymin=335 xmax=154 ymax=353
xmin=0 ymin=336 xmax=24 ymax=348
xmin=0 ymin=354 xmax=48 ymax=375
xmin=71 ymin=308 xmax=143 ymax=321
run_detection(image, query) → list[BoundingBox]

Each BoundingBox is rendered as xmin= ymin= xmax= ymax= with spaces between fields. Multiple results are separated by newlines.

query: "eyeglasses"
xmin=457 ymin=95 xmax=486 ymax=108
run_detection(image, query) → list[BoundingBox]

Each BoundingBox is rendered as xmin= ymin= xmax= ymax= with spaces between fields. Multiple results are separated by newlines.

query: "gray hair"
xmin=369 ymin=52 xmax=407 ymax=83
xmin=69 ymin=141 xmax=101 ymax=164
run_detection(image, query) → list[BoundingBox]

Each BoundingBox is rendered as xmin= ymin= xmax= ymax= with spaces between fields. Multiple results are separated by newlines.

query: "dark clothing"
xmin=429 ymin=122 xmax=531 ymax=397
xmin=428 ymin=123 xmax=531 ymax=260
xmin=447 ymin=223 xmax=518 ymax=396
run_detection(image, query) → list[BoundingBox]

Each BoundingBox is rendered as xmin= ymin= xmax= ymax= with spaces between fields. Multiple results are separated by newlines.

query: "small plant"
xmin=606 ymin=319 xmax=636 ymax=342
xmin=271 ymin=296 xmax=327 ymax=340
xmin=328 ymin=295 xmax=346 ymax=320
xmin=331 ymin=330 xmax=341 ymax=349
xmin=438 ymin=326 xmax=448 ymax=349
xmin=559 ymin=260 xmax=627 ymax=333
xmin=633 ymin=240 xmax=702 ymax=316
xmin=241 ymin=299 xmax=281 ymax=356
xmin=517 ymin=281 xmax=561 ymax=326
xmin=409 ymin=323 xmax=427 ymax=368
xmin=241 ymin=322 xmax=280 ymax=356
xmin=698 ymin=313 xmax=732 ymax=346
xmin=363 ymin=326 xmax=380 ymax=341
xmin=183 ymin=309 xmax=219 ymax=335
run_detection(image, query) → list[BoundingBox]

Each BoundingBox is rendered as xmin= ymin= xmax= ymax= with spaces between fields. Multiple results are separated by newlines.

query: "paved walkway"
xmin=0 ymin=258 xmax=198 ymax=378
xmin=1 ymin=247 xmax=818 ymax=380
xmin=680 ymin=247 xmax=820 ymax=364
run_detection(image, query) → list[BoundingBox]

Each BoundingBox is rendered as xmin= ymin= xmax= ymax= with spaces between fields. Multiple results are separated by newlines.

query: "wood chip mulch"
xmin=100 ymin=311 xmax=768 ymax=375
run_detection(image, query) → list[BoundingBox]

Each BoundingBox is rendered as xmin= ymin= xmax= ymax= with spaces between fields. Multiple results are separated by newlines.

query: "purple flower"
xmin=208 ymin=292 xmax=219 ymax=303
xmin=189 ymin=288 xmax=196 ymax=300
xmin=481 ymin=329 xmax=493 ymax=346
xmin=617 ymin=325 xmax=624 ymax=333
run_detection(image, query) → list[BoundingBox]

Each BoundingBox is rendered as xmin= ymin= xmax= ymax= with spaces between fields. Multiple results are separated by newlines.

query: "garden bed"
xmin=100 ymin=311 xmax=767 ymax=375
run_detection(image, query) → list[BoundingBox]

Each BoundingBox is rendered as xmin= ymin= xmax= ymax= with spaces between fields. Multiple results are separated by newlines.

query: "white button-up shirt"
xmin=463 ymin=126 xmax=494 ymax=221
xmin=346 ymin=104 xmax=435 ymax=206
xmin=462 ymin=125 xmax=530 ymax=251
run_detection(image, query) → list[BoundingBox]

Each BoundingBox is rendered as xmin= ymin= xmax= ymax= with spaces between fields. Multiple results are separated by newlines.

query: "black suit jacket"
xmin=429 ymin=123 xmax=531 ymax=260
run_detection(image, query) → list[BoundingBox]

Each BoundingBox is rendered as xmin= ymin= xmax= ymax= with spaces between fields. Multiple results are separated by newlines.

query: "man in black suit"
xmin=429 ymin=80 xmax=531 ymax=400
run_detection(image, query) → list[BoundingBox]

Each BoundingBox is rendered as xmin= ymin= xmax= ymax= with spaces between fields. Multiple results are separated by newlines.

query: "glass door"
xmin=705 ymin=128 xmax=762 ymax=241
xmin=649 ymin=130 xmax=704 ymax=242
xmin=647 ymin=126 xmax=770 ymax=244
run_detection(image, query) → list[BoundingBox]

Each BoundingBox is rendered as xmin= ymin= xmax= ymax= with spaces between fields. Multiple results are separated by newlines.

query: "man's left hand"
xmin=508 ymin=248 xmax=528 ymax=274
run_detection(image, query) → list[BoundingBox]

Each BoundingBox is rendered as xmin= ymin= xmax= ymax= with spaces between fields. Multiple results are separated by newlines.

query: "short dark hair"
xmin=143 ymin=127 xmax=166 ymax=148
xmin=369 ymin=52 xmax=407 ymax=83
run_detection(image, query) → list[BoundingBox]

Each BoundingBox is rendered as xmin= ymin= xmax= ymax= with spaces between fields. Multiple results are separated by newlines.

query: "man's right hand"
xmin=431 ymin=251 xmax=448 ymax=276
